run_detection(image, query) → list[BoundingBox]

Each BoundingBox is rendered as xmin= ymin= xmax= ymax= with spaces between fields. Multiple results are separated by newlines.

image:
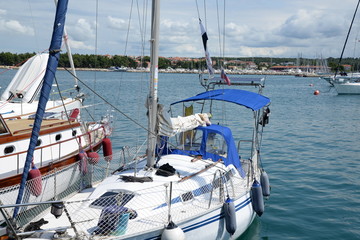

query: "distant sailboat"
xmin=320 ymin=0 xmax=360 ymax=94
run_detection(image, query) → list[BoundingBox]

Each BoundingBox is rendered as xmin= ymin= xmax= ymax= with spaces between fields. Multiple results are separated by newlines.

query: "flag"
xmin=221 ymin=68 xmax=231 ymax=85
xmin=199 ymin=19 xmax=214 ymax=77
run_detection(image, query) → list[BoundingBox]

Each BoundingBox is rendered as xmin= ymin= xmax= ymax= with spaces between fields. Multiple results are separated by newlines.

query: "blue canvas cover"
xmin=171 ymin=124 xmax=245 ymax=177
xmin=171 ymin=89 xmax=270 ymax=111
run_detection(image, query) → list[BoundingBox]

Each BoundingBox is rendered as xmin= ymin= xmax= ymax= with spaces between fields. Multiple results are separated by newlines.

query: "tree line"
xmin=1 ymin=51 xmax=360 ymax=72
xmin=0 ymin=52 xmax=139 ymax=69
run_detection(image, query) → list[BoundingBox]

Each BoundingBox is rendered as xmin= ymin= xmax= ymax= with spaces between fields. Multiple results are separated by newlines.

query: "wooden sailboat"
xmin=0 ymin=0 xmax=111 ymax=236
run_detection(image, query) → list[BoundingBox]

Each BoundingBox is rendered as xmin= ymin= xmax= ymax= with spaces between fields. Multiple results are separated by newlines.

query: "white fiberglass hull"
xmin=19 ymin=154 xmax=260 ymax=240
xmin=136 ymin=193 xmax=255 ymax=240
xmin=334 ymin=82 xmax=360 ymax=95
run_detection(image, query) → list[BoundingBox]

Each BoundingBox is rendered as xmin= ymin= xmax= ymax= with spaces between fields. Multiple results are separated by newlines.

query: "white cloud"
xmin=1 ymin=0 xmax=359 ymax=57
xmin=161 ymin=19 xmax=190 ymax=31
xmin=0 ymin=19 xmax=34 ymax=35
xmin=172 ymin=44 xmax=200 ymax=56
xmin=0 ymin=8 xmax=34 ymax=35
xmin=225 ymin=22 xmax=250 ymax=39
xmin=107 ymin=16 xmax=128 ymax=30
xmin=68 ymin=18 xmax=95 ymax=42
xmin=67 ymin=39 xmax=94 ymax=51
xmin=276 ymin=9 xmax=344 ymax=39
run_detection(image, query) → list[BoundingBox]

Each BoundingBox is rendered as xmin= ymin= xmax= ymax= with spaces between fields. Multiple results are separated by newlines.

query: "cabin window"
xmin=55 ymin=134 xmax=62 ymax=141
xmin=90 ymin=191 xmax=135 ymax=208
xmin=72 ymin=130 xmax=77 ymax=137
xmin=181 ymin=129 xmax=202 ymax=151
xmin=36 ymin=139 xmax=42 ymax=147
xmin=206 ymin=132 xmax=227 ymax=156
xmin=4 ymin=146 xmax=15 ymax=154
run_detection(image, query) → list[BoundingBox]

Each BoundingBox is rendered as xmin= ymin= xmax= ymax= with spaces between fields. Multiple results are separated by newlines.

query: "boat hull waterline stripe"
xmin=145 ymin=197 xmax=251 ymax=240
xmin=182 ymin=197 xmax=251 ymax=232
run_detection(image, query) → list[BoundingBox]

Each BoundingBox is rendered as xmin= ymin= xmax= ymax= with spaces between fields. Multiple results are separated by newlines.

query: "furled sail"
xmin=157 ymin=104 xmax=211 ymax=137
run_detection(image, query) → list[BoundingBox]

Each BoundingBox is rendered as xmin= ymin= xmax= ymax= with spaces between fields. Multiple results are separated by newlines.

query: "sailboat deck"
xmin=29 ymin=154 xmax=251 ymax=239
xmin=5 ymin=118 xmax=78 ymax=135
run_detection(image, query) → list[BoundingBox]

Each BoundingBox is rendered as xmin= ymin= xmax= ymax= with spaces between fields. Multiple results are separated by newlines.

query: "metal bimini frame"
xmin=199 ymin=74 xmax=266 ymax=94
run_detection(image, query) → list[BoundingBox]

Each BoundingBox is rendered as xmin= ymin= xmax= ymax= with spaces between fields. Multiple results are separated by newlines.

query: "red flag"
xmin=221 ymin=68 xmax=231 ymax=85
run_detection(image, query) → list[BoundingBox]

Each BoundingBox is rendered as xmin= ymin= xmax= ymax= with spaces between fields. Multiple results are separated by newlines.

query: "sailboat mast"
xmin=53 ymin=0 xmax=78 ymax=87
xmin=146 ymin=0 xmax=160 ymax=168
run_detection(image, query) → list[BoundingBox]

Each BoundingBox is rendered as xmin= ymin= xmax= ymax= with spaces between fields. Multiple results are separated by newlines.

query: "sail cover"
xmin=171 ymin=89 xmax=270 ymax=111
xmin=157 ymin=104 xmax=211 ymax=137
xmin=1 ymin=53 xmax=49 ymax=103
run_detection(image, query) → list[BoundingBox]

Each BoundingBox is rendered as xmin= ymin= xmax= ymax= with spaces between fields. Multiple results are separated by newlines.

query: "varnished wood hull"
xmin=0 ymin=141 xmax=102 ymax=188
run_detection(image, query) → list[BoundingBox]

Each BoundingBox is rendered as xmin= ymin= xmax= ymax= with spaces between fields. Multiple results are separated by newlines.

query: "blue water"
xmin=1 ymin=70 xmax=359 ymax=239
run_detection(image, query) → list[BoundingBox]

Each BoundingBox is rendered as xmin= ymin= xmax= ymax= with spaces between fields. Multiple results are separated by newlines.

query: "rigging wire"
xmin=62 ymin=66 xmax=153 ymax=136
xmin=135 ymin=0 xmax=149 ymax=147
xmin=215 ymin=0 xmax=228 ymax=125
xmin=195 ymin=0 xmax=200 ymax=20
xmin=124 ymin=0 xmax=134 ymax=57
xmin=27 ymin=0 xmax=40 ymax=52
xmin=204 ymin=0 xmax=207 ymax=29
xmin=114 ymin=0 xmax=134 ymax=106
xmin=195 ymin=0 xmax=208 ymax=27
xmin=195 ymin=0 xmax=211 ymax=76
xmin=216 ymin=0 xmax=222 ymax=59
xmin=352 ymin=15 xmax=360 ymax=71
xmin=222 ymin=0 xmax=226 ymax=62
xmin=52 ymin=76 xmax=82 ymax=148
xmin=92 ymin=0 xmax=99 ymax=119
xmin=60 ymin=65 xmax=225 ymax=167
xmin=335 ymin=0 xmax=360 ymax=78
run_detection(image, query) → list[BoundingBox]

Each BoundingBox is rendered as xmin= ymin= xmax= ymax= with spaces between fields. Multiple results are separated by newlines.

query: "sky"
xmin=1 ymin=0 xmax=360 ymax=59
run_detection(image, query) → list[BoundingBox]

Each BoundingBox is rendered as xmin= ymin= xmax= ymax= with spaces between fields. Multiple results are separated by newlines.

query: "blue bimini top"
xmin=171 ymin=89 xmax=270 ymax=111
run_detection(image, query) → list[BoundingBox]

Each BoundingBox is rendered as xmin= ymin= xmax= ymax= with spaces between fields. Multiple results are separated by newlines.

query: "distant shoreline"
xmin=0 ymin=65 xmax=323 ymax=77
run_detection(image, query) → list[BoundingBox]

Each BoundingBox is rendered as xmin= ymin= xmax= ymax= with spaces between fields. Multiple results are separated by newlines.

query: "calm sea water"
xmin=1 ymin=69 xmax=359 ymax=239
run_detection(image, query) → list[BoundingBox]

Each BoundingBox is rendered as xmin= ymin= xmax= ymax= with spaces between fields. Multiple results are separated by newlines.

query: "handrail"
xmin=208 ymin=169 xmax=223 ymax=208
xmin=237 ymin=139 xmax=252 ymax=151
xmin=237 ymin=139 xmax=252 ymax=158
xmin=178 ymin=159 xmax=221 ymax=182
xmin=0 ymin=200 xmax=68 ymax=239
xmin=3 ymin=99 xmax=80 ymax=120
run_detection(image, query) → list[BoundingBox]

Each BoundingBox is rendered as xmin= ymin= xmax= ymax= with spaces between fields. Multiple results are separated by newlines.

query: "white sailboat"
xmin=332 ymin=76 xmax=360 ymax=94
xmin=0 ymin=0 xmax=271 ymax=239
xmin=320 ymin=0 xmax=360 ymax=95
